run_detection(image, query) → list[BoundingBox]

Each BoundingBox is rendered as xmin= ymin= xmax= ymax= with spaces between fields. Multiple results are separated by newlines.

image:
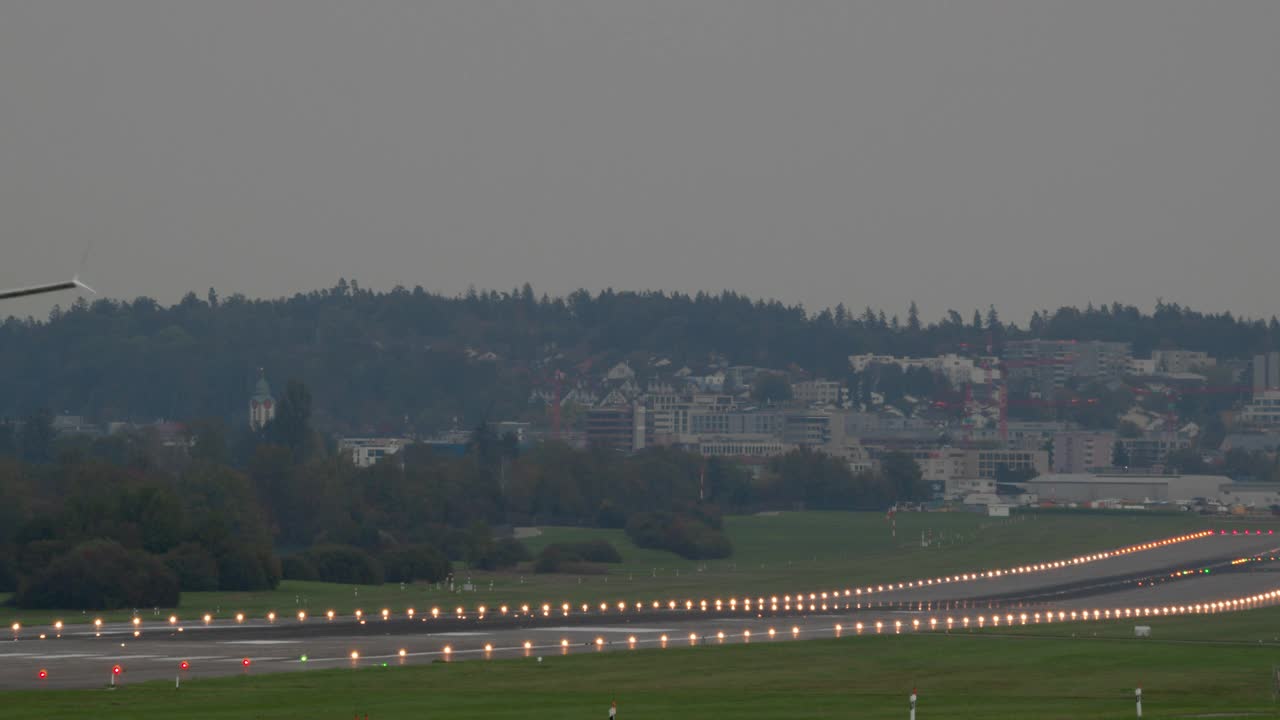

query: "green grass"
xmin=2 ymin=510 xmax=1258 ymax=627
xmin=4 ymin=625 xmax=1280 ymax=718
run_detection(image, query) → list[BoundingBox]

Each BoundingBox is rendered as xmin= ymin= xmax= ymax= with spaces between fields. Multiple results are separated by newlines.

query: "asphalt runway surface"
xmin=5 ymin=532 xmax=1280 ymax=690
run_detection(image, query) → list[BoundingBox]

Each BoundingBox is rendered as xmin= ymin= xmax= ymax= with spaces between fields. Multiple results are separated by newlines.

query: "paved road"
xmin=5 ymin=532 xmax=1279 ymax=689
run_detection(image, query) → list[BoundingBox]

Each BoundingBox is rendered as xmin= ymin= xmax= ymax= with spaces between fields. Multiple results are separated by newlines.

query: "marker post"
xmin=1135 ymin=686 xmax=1142 ymax=718
xmin=909 ymin=688 xmax=918 ymax=720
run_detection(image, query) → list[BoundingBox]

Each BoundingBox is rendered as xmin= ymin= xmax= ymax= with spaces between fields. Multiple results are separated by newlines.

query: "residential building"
xmin=1253 ymin=353 xmax=1280 ymax=394
xmin=1240 ymin=392 xmax=1280 ymax=427
xmin=791 ymin=380 xmax=846 ymax=407
xmin=339 ymin=437 xmax=410 ymax=467
xmin=1004 ymin=340 xmax=1131 ymax=395
xmin=585 ymin=406 xmax=635 ymax=453
xmin=1151 ymin=350 xmax=1214 ymax=374
xmin=1116 ymin=434 xmax=1191 ymax=468
xmin=1052 ymin=431 xmax=1116 ymax=473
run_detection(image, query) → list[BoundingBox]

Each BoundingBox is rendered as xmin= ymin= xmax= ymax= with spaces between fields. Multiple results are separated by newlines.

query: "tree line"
xmin=2 ymin=284 xmax=1278 ymax=435
xmin=0 ymin=398 xmax=928 ymax=609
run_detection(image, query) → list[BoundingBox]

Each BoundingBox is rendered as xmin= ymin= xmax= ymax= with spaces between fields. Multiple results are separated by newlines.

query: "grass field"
xmin=5 ymin=615 xmax=1280 ymax=719
xmin=1 ymin=510 xmax=1256 ymax=627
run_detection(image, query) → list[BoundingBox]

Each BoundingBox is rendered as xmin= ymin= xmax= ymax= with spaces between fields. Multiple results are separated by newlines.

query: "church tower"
xmin=249 ymin=368 xmax=275 ymax=430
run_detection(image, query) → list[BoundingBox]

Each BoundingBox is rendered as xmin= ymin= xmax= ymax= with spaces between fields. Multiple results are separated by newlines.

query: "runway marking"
xmin=217 ymin=640 xmax=301 ymax=645
xmin=534 ymin=626 xmax=673 ymax=633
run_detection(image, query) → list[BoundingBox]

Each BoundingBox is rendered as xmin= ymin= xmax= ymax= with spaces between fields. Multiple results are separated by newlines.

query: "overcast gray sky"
xmin=2 ymin=2 xmax=1277 ymax=324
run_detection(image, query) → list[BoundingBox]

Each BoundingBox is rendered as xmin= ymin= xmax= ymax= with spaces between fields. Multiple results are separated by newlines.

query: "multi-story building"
xmin=696 ymin=435 xmax=791 ymax=459
xmin=689 ymin=410 xmax=784 ymax=436
xmin=968 ymin=448 xmax=1049 ymax=480
xmin=1239 ymin=392 xmax=1280 ymax=427
xmin=585 ymin=406 xmax=641 ymax=453
xmin=339 ymin=437 xmax=411 ymax=468
xmin=1253 ymin=353 xmax=1280 ymax=395
xmin=782 ymin=413 xmax=834 ymax=447
xmin=1116 ymin=434 xmax=1191 ymax=468
xmin=1052 ymin=431 xmax=1116 ymax=473
xmin=1151 ymin=350 xmax=1214 ymax=374
xmin=791 ymin=380 xmax=846 ymax=407
xmin=1004 ymin=340 xmax=1131 ymax=395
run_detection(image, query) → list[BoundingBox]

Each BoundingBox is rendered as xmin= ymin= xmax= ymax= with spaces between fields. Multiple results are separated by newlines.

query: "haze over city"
xmin=3 ymin=1 xmax=1279 ymax=323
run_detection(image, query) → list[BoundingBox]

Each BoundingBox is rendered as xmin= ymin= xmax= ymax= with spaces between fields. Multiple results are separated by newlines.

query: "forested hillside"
xmin=2 ymin=281 xmax=1277 ymax=432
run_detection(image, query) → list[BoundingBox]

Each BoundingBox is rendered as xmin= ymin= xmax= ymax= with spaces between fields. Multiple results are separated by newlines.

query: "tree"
xmin=265 ymin=380 xmax=314 ymax=456
xmin=15 ymin=539 xmax=180 ymax=610
xmin=1164 ymin=448 xmax=1207 ymax=475
xmin=17 ymin=409 xmax=55 ymax=464
xmin=881 ymin=451 xmax=926 ymax=503
xmin=1112 ymin=442 xmax=1131 ymax=468
xmin=907 ymin=301 xmax=922 ymax=333
xmin=752 ymin=374 xmax=792 ymax=405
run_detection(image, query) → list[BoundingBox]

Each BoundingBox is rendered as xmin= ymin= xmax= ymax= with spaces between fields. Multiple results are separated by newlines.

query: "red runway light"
xmin=112 ymin=665 xmax=122 ymax=675
xmin=241 ymin=658 xmax=251 ymax=667
xmin=179 ymin=661 xmax=190 ymax=671
xmin=37 ymin=669 xmax=47 ymax=679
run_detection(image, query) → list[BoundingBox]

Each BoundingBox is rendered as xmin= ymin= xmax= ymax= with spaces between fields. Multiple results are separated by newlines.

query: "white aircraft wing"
xmin=0 ymin=276 xmax=95 ymax=301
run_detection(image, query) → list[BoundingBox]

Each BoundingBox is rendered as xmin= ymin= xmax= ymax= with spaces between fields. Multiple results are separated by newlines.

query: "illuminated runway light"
xmin=791 ymin=626 xmax=800 ymax=637
xmin=444 ymin=646 xmax=453 ymax=655
xmin=95 ymin=618 xmax=104 ymax=628
xmin=297 ymin=611 xmax=306 ymax=622
xmin=242 ymin=658 xmax=251 ymax=667
xmin=561 ymin=639 xmax=570 ymax=647
xmin=354 ymin=610 xmax=363 ymax=619
xmin=689 ymin=633 xmax=698 ymax=643
xmin=660 ymin=634 xmax=669 ymax=644
xmin=768 ymin=628 xmax=777 ymax=638
xmin=234 ymin=614 xmax=244 ymax=624
xmin=485 ymin=643 xmax=494 ymax=652
xmin=408 ymin=608 xmax=416 ymax=618
xmin=133 ymin=617 xmax=142 ymax=626
xmin=743 ymin=630 xmax=752 ymax=640
xmin=350 ymin=650 xmax=360 ymax=660
xmin=912 ymin=619 xmax=920 ymax=631
xmin=929 ymin=618 xmax=937 ymax=630
xmin=581 ymin=604 xmax=590 ymax=613
xmin=399 ymin=648 xmax=407 ymax=657
xmin=267 ymin=612 xmax=276 ymax=623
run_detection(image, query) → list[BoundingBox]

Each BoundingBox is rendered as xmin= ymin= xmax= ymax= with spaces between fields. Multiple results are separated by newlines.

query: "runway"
xmin=5 ymin=530 xmax=1279 ymax=689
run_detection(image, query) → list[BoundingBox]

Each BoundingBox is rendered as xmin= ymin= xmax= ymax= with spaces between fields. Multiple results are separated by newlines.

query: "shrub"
xmin=281 ymin=553 xmax=319 ymax=581
xmin=533 ymin=545 xmax=563 ymax=574
xmin=0 ymin=550 xmax=19 ymax=593
xmin=15 ymin=539 xmax=179 ymax=610
xmin=163 ymin=542 xmax=220 ymax=592
xmin=532 ymin=540 xmax=622 ymax=573
xmin=625 ymin=511 xmax=732 ymax=560
xmin=596 ymin=501 xmax=627 ymax=529
xmin=381 ymin=544 xmax=451 ymax=583
xmin=305 ymin=544 xmax=384 ymax=585
xmin=216 ymin=544 xmax=279 ymax=591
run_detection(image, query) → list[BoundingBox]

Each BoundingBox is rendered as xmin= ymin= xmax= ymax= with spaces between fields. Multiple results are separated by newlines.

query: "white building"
xmin=339 ymin=437 xmax=411 ymax=467
xmin=791 ymin=380 xmax=846 ymax=407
